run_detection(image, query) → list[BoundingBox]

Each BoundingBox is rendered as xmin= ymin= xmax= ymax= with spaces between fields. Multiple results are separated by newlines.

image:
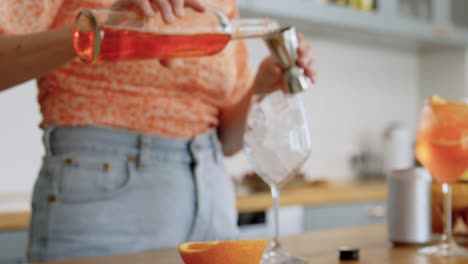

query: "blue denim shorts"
xmin=27 ymin=126 xmax=238 ymax=262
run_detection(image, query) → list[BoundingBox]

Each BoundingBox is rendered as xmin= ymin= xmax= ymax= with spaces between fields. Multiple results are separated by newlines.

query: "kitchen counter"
xmin=0 ymin=182 xmax=387 ymax=231
xmin=0 ymin=212 xmax=30 ymax=231
xmin=237 ymin=182 xmax=386 ymax=212
xmin=0 ymin=193 xmax=31 ymax=231
xmin=40 ymin=224 xmax=465 ymax=264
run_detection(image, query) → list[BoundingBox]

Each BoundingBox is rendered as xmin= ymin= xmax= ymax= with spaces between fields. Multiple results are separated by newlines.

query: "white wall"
xmin=0 ymin=81 xmax=43 ymax=194
xmin=225 ymin=37 xmax=420 ymax=182
xmin=419 ymin=47 xmax=467 ymax=108
xmin=0 ymin=36 xmax=420 ymax=195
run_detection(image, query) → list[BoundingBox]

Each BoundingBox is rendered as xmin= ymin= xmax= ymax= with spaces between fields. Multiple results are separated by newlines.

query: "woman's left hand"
xmin=252 ymin=33 xmax=317 ymax=95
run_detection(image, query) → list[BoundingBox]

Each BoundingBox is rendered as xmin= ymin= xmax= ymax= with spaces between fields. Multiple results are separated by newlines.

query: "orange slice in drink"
xmin=430 ymin=94 xmax=447 ymax=104
xmin=178 ymin=240 xmax=266 ymax=264
xmin=430 ymin=95 xmax=468 ymax=122
xmin=426 ymin=94 xmax=468 ymax=145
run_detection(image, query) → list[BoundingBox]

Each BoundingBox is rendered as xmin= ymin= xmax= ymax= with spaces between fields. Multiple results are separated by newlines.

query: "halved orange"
xmin=178 ymin=240 xmax=266 ymax=264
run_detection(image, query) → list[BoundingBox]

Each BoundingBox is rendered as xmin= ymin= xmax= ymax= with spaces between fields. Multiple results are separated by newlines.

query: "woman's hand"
xmin=113 ymin=0 xmax=206 ymax=23
xmin=252 ymin=33 xmax=317 ymax=95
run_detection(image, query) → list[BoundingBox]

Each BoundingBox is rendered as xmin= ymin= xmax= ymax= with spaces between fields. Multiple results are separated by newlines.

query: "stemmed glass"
xmin=244 ymin=90 xmax=311 ymax=263
xmin=415 ymin=95 xmax=468 ymax=256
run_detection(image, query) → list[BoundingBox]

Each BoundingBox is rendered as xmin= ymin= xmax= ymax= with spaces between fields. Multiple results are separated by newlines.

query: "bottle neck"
xmin=230 ymin=18 xmax=280 ymax=40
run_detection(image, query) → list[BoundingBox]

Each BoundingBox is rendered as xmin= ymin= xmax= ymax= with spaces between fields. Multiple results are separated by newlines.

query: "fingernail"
xmin=297 ymin=59 xmax=305 ymax=67
xmin=176 ymin=7 xmax=185 ymax=16
xmin=297 ymin=47 xmax=303 ymax=55
xmin=166 ymin=13 xmax=175 ymax=23
xmin=197 ymin=4 xmax=207 ymax=12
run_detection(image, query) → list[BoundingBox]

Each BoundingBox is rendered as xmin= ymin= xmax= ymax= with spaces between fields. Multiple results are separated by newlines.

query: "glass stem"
xmin=270 ymin=184 xmax=281 ymax=248
xmin=441 ymin=183 xmax=454 ymax=244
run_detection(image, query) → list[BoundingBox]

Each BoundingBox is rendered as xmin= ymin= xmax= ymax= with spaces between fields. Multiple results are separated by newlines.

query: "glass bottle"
xmin=73 ymin=7 xmax=279 ymax=63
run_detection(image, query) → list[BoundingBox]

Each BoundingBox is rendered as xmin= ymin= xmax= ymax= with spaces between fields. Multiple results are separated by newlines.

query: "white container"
xmin=387 ymin=167 xmax=432 ymax=244
xmin=383 ymin=123 xmax=414 ymax=173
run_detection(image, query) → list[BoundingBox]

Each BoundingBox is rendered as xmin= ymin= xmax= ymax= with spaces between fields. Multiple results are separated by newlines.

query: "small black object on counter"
xmin=338 ymin=246 xmax=359 ymax=261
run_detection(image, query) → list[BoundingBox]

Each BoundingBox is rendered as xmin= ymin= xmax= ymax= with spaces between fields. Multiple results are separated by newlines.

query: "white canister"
xmin=383 ymin=123 xmax=414 ymax=173
xmin=387 ymin=167 xmax=432 ymax=244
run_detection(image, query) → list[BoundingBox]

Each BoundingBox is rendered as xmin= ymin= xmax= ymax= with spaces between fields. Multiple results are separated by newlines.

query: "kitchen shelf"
xmin=238 ymin=0 xmax=468 ymax=48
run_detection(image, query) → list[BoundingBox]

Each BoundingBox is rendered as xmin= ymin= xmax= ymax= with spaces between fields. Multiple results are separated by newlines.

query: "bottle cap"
xmin=338 ymin=246 xmax=359 ymax=261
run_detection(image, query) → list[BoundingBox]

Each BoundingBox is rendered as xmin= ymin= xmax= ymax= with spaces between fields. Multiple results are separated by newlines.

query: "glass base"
xmin=261 ymin=243 xmax=308 ymax=264
xmin=418 ymin=241 xmax=468 ymax=257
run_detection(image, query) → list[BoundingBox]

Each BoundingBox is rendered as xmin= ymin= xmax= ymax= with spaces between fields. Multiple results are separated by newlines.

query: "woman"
xmin=0 ymin=0 xmax=316 ymax=262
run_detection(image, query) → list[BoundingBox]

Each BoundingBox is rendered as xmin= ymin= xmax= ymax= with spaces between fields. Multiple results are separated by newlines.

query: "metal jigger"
xmin=264 ymin=26 xmax=312 ymax=94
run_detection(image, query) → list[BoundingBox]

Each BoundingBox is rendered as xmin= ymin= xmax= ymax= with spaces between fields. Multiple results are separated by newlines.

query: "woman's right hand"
xmin=113 ymin=0 xmax=206 ymax=23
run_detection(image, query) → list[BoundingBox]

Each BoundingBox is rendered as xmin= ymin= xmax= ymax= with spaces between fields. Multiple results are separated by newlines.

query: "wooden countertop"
xmin=237 ymin=182 xmax=387 ymax=212
xmin=0 ymin=182 xmax=387 ymax=231
xmin=0 ymin=211 xmax=30 ymax=231
xmin=40 ymin=224 xmax=467 ymax=264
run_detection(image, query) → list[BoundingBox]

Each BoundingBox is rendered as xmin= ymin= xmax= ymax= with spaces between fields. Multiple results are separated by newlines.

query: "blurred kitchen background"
xmin=2 ymin=0 xmax=468 ymax=194
xmin=3 ymin=1 xmax=468 ymax=261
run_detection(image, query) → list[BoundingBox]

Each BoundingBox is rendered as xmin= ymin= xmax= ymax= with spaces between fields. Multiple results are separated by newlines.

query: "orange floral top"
xmin=0 ymin=0 xmax=252 ymax=138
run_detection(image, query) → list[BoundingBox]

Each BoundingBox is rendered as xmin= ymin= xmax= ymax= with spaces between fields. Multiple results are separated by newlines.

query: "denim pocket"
xmin=48 ymin=154 xmax=136 ymax=203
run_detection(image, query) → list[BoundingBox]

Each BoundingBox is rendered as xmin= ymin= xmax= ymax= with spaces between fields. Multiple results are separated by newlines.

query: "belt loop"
xmin=43 ymin=126 xmax=57 ymax=156
xmin=209 ymin=131 xmax=219 ymax=163
xmin=188 ymin=137 xmax=199 ymax=168
xmin=138 ymin=134 xmax=151 ymax=168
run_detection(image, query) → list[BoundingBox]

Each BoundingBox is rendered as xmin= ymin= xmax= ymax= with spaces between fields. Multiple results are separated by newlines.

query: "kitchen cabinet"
xmin=238 ymin=200 xmax=386 ymax=239
xmin=0 ymin=230 xmax=27 ymax=264
xmin=238 ymin=206 xmax=304 ymax=239
xmin=238 ymin=0 xmax=468 ymax=47
xmin=303 ymin=200 xmax=386 ymax=231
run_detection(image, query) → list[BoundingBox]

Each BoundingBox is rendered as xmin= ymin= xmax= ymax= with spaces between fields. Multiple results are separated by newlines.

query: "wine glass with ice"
xmin=244 ymin=90 xmax=312 ymax=263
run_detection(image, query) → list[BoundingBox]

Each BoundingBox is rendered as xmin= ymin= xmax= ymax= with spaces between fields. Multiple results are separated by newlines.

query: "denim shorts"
xmin=26 ymin=126 xmax=238 ymax=262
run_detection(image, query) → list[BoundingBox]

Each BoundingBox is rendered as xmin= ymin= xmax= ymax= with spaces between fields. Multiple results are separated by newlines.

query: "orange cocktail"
xmin=415 ymin=95 xmax=468 ymax=256
xmin=415 ymin=95 xmax=468 ymax=184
